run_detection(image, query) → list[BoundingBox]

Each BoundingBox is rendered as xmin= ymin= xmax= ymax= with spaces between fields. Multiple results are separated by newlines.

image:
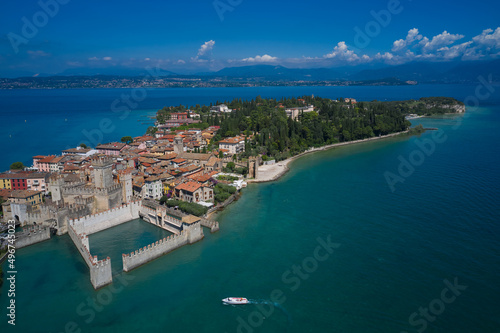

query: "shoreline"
xmin=247 ymin=130 xmax=409 ymax=184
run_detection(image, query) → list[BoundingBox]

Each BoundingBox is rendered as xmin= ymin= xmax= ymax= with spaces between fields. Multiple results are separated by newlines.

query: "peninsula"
xmin=0 ymin=95 xmax=464 ymax=288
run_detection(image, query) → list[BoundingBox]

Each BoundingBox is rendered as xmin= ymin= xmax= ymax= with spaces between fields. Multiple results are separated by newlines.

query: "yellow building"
xmin=0 ymin=174 xmax=11 ymax=190
xmin=8 ymin=190 xmax=43 ymax=209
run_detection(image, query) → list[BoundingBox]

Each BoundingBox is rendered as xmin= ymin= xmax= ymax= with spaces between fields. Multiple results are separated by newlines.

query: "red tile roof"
xmin=175 ymin=181 xmax=201 ymax=193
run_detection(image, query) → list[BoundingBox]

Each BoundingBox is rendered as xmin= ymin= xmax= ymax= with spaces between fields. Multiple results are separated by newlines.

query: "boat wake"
xmin=247 ymin=299 xmax=293 ymax=325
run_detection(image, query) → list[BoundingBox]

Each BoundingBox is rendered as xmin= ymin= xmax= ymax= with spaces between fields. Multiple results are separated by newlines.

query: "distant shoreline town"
xmin=0 ymin=95 xmax=464 ymax=289
xmin=0 ymin=76 xmax=414 ymax=89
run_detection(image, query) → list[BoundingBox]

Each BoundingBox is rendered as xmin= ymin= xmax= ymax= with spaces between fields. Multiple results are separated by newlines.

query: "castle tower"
xmin=119 ymin=171 xmax=133 ymax=204
xmin=173 ymin=135 xmax=184 ymax=154
xmin=92 ymin=156 xmax=114 ymax=189
xmin=48 ymin=175 xmax=66 ymax=205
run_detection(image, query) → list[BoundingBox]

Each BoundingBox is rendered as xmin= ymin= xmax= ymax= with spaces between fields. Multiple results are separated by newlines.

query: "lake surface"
xmin=1 ymin=85 xmax=499 ymax=332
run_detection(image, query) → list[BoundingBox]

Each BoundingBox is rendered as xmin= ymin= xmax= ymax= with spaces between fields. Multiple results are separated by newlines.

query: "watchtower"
xmin=92 ymin=156 xmax=114 ymax=189
xmin=173 ymin=135 xmax=184 ymax=154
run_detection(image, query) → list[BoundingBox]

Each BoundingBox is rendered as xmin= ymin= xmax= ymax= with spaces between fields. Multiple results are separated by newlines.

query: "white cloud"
xmin=88 ymin=57 xmax=99 ymax=61
xmin=177 ymin=59 xmax=186 ymax=64
xmin=103 ymin=56 xmax=112 ymax=61
xmin=406 ymin=28 xmax=423 ymax=44
xmin=418 ymin=31 xmax=464 ymax=53
xmin=242 ymin=54 xmax=278 ymax=62
xmin=144 ymin=57 xmax=150 ymax=61
xmin=472 ymin=27 xmax=500 ymax=49
xmin=438 ymin=41 xmax=473 ymax=60
xmin=392 ymin=28 xmax=423 ymax=52
xmin=324 ymin=42 xmax=369 ymax=62
xmin=375 ymin=52 xmax=394 ymax=61
xmin=197 ymin=40 xmax=215 ymax=57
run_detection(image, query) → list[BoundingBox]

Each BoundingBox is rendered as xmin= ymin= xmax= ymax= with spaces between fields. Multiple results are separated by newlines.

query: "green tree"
xmin=10 ymin=162 xmax=24 ymax=170
xmin=79 ymin=143 xmax=87 ymax=148
xmin=121 ymin=136 xmax=133 ymax=144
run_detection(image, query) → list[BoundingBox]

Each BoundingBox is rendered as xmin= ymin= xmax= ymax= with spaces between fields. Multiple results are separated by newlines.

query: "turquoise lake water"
xmin=1 ymin=85 xmax=499 ymax=332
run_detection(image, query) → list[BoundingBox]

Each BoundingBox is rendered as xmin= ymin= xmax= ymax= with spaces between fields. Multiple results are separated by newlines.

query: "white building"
xmin=210 ymin=104 xmax=232 ymax=113
xmin=285 ymin=105 xmax=315 ymax=120
xmin=143 ymin=176 xmax=163 ymax=200
xmin=218 ymin=136 xmax=245 ymax=155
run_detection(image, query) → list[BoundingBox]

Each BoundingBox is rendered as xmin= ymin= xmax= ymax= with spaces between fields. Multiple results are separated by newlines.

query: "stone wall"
xmin=200 ymin=217 xmax=220 ymax=233
xmin=122 ymin=222 xmax=203 ymax=272
xmin=70 ymin=201 xmax=141 ymax=235
xmin=15 ymin=225 xmax=51 ymax=249
xmin=68 ymin=225 xmax=113 ymax=289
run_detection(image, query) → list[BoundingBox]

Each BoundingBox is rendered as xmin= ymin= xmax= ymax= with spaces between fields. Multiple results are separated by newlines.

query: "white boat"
xmin=222 ymin=297 xmax=249 ymax=305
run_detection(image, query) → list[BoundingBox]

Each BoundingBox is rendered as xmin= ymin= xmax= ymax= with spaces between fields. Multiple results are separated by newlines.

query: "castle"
xmin=9 ymin=155 xmax=133 ymax=235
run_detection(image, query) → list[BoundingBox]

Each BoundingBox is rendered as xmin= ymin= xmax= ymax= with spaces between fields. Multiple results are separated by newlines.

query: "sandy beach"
xmin=247 ymin=130 xmax=408 ymax=183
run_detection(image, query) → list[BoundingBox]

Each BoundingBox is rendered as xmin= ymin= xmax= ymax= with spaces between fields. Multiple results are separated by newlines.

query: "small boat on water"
xmin=222 ymin=297 xmax=249 ymax=305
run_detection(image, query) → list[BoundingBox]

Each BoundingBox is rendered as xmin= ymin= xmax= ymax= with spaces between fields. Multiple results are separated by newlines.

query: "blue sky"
xmin=1 ymin=0 xmax=499 ymax=76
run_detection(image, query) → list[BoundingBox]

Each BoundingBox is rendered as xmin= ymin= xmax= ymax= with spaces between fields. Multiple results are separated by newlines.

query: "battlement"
xmin=68 ymin=224 xmax=113 ymax=289
xmin=122 ymin=218 xmax=203 ymax=272
xmin=62 ymin=185 xmax=95 ymax=195
xmin=15 ymin=225 xmax=51 ymax=249
xmin=69 ymin=200 xmax=141 ymax=235
xmin=91 ymin=155 xmax=114 ymax=168
xmin=94 ymin=183 xmax=122 ymax=196
xmin=123 ymin=232 xmax=185 ymax=260
xmin=122 ymin=231 xmax=189 ymax=272
xmin=19 ymin=224 xmax=46 ymax=234
xmin=75 ymin=196 xmax=94 ymax=205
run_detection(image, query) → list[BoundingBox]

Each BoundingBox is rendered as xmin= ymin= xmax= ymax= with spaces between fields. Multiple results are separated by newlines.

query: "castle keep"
xmin=10 ymin=155 xmax=132 ymax=235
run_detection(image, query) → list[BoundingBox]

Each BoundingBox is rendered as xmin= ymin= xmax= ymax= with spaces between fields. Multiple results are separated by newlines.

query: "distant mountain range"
xmin=209 ymin=60 xmax=500 ymax=83
xmin=2 ymin=60 xmax=500 ymax=85
xmin=212 ymin=65 xmax=344 ymax=81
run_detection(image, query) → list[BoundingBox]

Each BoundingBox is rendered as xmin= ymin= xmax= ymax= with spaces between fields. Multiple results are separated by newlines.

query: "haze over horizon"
xmin=1 ymin=0 xmax=500 ymax=77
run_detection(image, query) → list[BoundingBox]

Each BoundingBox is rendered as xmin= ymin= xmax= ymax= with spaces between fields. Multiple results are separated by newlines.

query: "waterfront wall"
xmin=70 ymin=201 xmax=141 ymax=235
xmin=68 ymin=225 xmax=113 ymax=289
xmin=200 ymin=217 xmax=219 ymax=233
xmin=15 ymin=225 xmax=51 ymax=249
xmin=122 ymin=222 xmax=203 ymax=272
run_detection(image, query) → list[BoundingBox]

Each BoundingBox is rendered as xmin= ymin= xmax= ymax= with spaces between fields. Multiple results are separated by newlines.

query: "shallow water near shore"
xmin=1 ymin=85 xmax=500 ymax=332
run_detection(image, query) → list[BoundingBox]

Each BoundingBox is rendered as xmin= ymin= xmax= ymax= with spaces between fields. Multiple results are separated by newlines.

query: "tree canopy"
xmin=10 ymin=162 xmax=24 ymax=170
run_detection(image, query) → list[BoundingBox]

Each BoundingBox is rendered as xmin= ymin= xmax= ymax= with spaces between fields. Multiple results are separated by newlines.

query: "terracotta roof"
xmin=145 ymin=175 xmax=162 ymax=182
xmin=38 ymin=155 xmax=56 ymax=163
xmin=0 ymin=189 xmax=12 ymax=198
xmin=179 ymin=152 xmax=211 ymax=161
xmin=8 ymin=190 xmax=42 ymax=199
xmin=157 ymin=153 xmax=178 ymax=160
xmin=206 ymin=156 xmax=219 ymax=167
xmin=51 ymin=156 xmax=64 ymax=164
xmin=188 ymin=172 xmax=215 ymax=183
xmin=175 ymin=181 xmax=201 ymax=193
xmin=62 ymin=148 xmax=91 ymax=154
xmin=172 ymin=158 xmax=186 ymax=163
xmin=96 ymin=142 xmax=127 ymax=150
xmin=219 ymin=136 xmax=244 ymax=144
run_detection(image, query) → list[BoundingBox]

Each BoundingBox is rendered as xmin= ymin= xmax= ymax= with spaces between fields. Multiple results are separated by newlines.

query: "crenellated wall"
xmin=70 ymin=201 xmax=141 ymax=235
xmin=200 ymin=217 xmax=220 ymax=233
xmin=15 ymin=225 xmax=51 ymax=249
xmin=122 ymin=222 xmax=203 ymax=272
xmin=68 ymin=225 xmax=112 ymax=289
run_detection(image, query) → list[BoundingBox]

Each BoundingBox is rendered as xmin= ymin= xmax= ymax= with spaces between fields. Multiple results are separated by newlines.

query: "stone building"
xmin=7 ymin=155 xmax=132 ymax=235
